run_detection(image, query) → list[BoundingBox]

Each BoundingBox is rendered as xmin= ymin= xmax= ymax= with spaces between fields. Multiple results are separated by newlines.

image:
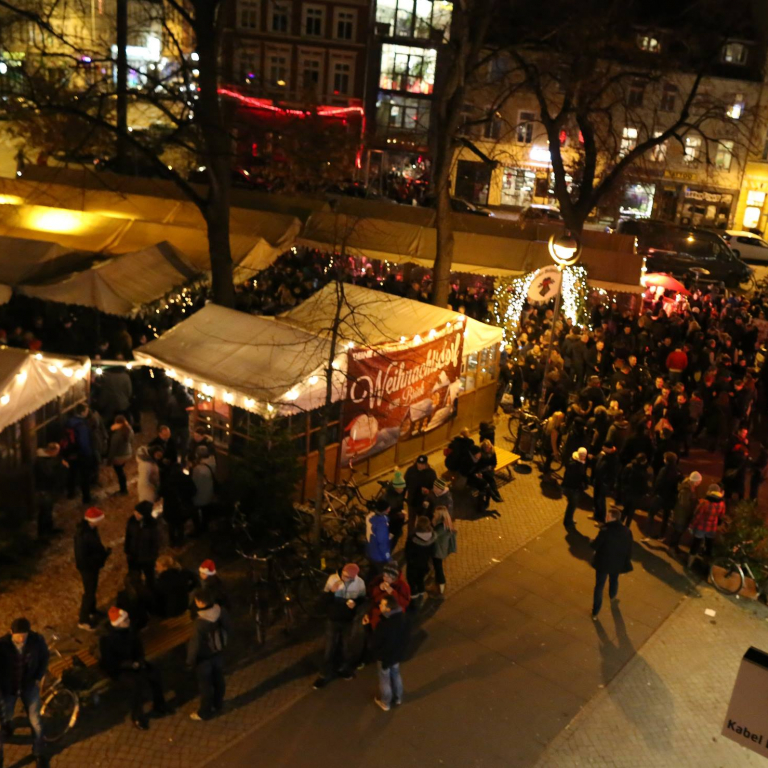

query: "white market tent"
xmin=0 ymin=235 xmax=96 ymax=286
xmin=134 ymin=287 xmax=503 ymax=415
xmin=19 ymin=242 xmax=200 ymax=317
xmin=0 ymin=347 xmax=90 ymax=434
xmin=134 ymin=304 xmax=336 ymax=413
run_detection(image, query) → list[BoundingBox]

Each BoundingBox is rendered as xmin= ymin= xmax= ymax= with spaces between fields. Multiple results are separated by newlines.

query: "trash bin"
xmin=517 ymin=424 xmax=537 ymax=460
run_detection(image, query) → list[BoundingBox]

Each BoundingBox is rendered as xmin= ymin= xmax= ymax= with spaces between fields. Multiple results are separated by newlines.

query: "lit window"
xmin=375 ymin=0 xmax=451 ymax=39
xmin=743 ymin=206 xmax=761 ymax=229
xmin=620 ymin=126 xmax=638 ymax=156
xmin=722 ymin=42 xmax=747 ymax=64
xmin=270 ymin=0 xmax=291 ymax=33
xmin=379 ymin=43 xmax=436 ymax=95
xmin=651 ymin=131 xmax=667 ymax=162
xmin=268 ymin=53 xmax=289 ymax=86
xmin=715 ymin=140 xmax=734 ymax=171
xmin=727 ymin=93 xmax=744 ymax=120
xmin=334 ymin=8 xmax=356 ymax=40
xmin=303 ymin=5 xmax=324 ymax=36
xmin=638 ymin=34 xmax=660 ymax=53
xmin=747 ymin=191 xmax=766 ymax=207
xmin=684 ymin=135 xmax=701 ymax=163
xmin=237 ymin=0 xmax=259 ymax=29
xmin=660 ymin=83 xmax=677 ymax=112
xmin=516 ymin=111 xmax=535 ymax=144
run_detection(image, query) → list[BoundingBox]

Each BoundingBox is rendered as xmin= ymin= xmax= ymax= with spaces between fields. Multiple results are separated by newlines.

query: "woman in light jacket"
xmin=431 ymin=505 xmax=456 ymax=595
xmin=108 ymin=414 xmax=134 ymax=495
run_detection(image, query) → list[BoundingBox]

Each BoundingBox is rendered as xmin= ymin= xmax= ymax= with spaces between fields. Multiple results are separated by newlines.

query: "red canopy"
xmin=641 ymin=272 xmax=691 ymax=296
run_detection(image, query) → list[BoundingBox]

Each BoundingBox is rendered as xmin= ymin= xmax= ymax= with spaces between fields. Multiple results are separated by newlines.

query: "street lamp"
xmin=538 ymin=232 xmax=582 ymax=417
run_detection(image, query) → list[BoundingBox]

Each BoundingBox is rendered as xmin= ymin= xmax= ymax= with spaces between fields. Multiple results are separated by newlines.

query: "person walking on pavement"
xmin=187 ymin=588 xmax=233 ymax=721
xmin=666 ymin=471 xmax=702 ymax=554
xmin=99 ymin=607 xmax=170 ymax=730
xmin=371 ymin=595 xmax=411 ymax=712
xmin=644 ymin=452 xmax=681 ymax=540
xmin=366 ymin=499 xmax=391 ymax=577
xmin=687 ymin=484 xmax=726 ymax=568
xmin=620 ymin=453 xmax=652 ymax=528
xmin=312 ymin=564 xmax=366 ymax=689
xmin=124 ymin=502 xmax=160 ymax=591
xmin=108 ymin=415 xmax=134 ymax=496
xmin=562 ymin=447 xmax=588 ymax=529
xmin=74 ymin=507 xmax=111 ymax=631
xmin=404 ymin=516 xmax=437 ymax=602
xmin=404 ymin=455 xmax=437 ymax=532
xmin=0 ymin=618 xmax=50 ymax=768
xmin=591 ymin=506 xmax=633 ymax=619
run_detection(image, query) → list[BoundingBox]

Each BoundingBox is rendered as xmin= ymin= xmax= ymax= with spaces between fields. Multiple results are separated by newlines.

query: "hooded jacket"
xmin=187 ymin=604 xmax=233 ymax=666
xmin=405 ymin=529 xmax=437 ymax=572
xmin=136 ymin=447 xmax=160 ymax=503
xmin=671 ymin=479 xmax=700 ymax=527
xmin=124 ymin=514 xmax=160 ymax=568
xmin=366 ymin=512 xmax=391 ymax=563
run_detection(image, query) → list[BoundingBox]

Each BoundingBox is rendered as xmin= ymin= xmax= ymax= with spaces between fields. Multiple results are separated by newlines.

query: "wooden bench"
xmin=47 ymin=614 xmax=195 ymax=689
xmin=494 ymin=447 xmax=520 ymax=481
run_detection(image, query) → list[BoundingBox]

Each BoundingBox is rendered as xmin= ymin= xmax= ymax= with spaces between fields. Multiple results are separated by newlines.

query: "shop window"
xmin=461 ymin=352 xmax=478 ymax=392
xmin=660 ymin=83 xmax=677 ymax=112
xmin=746 ymin=190 xmax=766 ymax=208
xmin=743 ymin=206 xmax=761 ymax=230
xmin=683 ymin=135 xmax=701 ymax=163
xmin=715 ymin=140 xmax=734 ymax=171
xmin=238 ymin=0 xmax=259 ymax=29
xmin=627 ymin=80 xmax=644 ymax=108
xmin=620 ymin=182 xmax=655 ymax=218
xmin=501 ymin=167 xmax=535 ymax=207
xmin=303 ymin=5 xmax=324 ymax=36
xmin=379 ymin=43 xmax=436 ymax=94
xmin=722 ymin=42 xmax=747 ymax=64
xmin=620 ymin=126 xmax=637 ymax=156
xmin=516 ymin=111 xmax=535 ymax=144
xmin=637 ymin=34 xmax=660 ymax=53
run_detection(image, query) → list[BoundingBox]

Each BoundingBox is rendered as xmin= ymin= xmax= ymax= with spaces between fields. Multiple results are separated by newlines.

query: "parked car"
xmin=618 ymin=219 xmax=753 ymax=289
xmin=722 ymin=230 xmax=768 ymax=264
xmin=520 ymin=204 xmax=563 ymax=223
xmin=423 ymin=196 xmax=493 ymax=216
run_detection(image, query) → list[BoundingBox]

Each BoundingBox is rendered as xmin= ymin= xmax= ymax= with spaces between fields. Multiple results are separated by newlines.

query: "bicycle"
xmin=40 ymin=627 xmax=83 ymax=742
xmin=709 ymin=541 xmax=768 ymax=597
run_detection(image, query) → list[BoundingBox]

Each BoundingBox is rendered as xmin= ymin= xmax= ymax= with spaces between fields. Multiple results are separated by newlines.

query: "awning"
xmin=280 ymin=283 xmax=503 ymax=356
xmin=0 ymin=235 xmax=96 ymax=286
xmin=19 ymin=242 xmax=201 ymax=316
xmin=0 ymin=347 xmax=89 ymax=433
xmin=134 ymin=304 xmax=338 ymax=414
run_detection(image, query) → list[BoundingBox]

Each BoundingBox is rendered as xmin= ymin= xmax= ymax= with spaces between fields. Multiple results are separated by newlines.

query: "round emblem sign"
xmin=527 ymin=265 xmax=562 ymax=304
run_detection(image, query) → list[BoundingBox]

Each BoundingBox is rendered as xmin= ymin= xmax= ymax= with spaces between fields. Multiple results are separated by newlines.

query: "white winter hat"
xmin=688 ymin=471 xmax=703 ymax=486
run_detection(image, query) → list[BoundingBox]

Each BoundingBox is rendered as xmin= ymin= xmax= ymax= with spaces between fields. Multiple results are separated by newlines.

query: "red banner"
xmin=340 ymin=327 xmax=464 ymax=464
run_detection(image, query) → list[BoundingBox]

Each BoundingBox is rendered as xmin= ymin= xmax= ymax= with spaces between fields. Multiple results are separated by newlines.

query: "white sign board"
xmin=722 ymin=647 xmax=768 ymax=758
xmin=526 ymin=264 xmax=561 ymax=304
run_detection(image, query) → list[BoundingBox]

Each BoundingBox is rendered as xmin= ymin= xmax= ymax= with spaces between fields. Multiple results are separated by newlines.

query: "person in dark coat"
xmin=591 ymin=442 xmax=618 ymax=524
xmin=382 ymin=471 xmax=408 ymax=549
xmin=99 ymin=606 xmax=169 ymax=730
xmin=645 ymin=452 xmax=681 ymax=539
xmin=152 ymin=556 xmax=197 ymax=618
xmin=147 ymin=425 xmax=178 ymax=482
xmin=161 ymin=462 xmax=196 ymax=546
xmin=404 ymin=516 xmax=436 ymax=600
xmin=591 ymin=506 xmax=633 ymax=618
xmin=191 ymin=561 xmax=231 ymax=618
xmin=562 ymin=448 xmax=588 ymax=529
xmin=124 ymin=502 xmax=160 ymax=591
xmin=63 ymin=403 xmax=96 ymax=504
xmin=0 ymin=617 xmax=50 ymax=767
xmin=187 ymin=588 xmax=234 ymax=721
xmin=74 ymin=507 xmax=111 ymax=630
xmin=404 ymin=455 xmax=437 ymax=531
xmin=620 ymin=454 xmax=652 ymax=527
xmin=370 ymin=595 xmax=410 ymax=711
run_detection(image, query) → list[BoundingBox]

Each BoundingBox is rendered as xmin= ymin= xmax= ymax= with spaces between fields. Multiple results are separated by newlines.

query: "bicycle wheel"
xmin=507 ymin=412 xmax=521 ymax=440
xmin=42 ymin=687 xmax=79 ymax=742
xmin=709 ymin=558 xmax=745 ymax=595
xmin=295 ymin=567 xmax=330 ymax=619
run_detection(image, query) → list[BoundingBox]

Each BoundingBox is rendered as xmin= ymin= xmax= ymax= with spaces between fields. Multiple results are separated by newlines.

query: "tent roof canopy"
xmin=19 ymin=241 xmax=201 ymax=316
xmin=0 ymin=347 xmax=89 ymax=433
xmin=279 ymin=283 xmax=503 ymax=356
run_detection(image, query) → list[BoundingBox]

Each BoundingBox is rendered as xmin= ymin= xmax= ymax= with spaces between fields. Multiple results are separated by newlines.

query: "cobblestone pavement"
xmin=536 ymin=590 xmax=768 ymax=768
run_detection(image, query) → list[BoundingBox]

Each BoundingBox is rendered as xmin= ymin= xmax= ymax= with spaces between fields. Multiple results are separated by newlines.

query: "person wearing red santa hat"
xmin=99 ymin=607 xmax=170 ymax=730
xmin=74 ymin=508 xmax=111 ymax=631
xmin=195 ymin=560 xmax=230 ymax=612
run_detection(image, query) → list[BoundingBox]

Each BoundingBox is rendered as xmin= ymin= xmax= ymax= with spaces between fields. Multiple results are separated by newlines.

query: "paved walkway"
xmin=537 ymin=590 xmax=768 ymax=768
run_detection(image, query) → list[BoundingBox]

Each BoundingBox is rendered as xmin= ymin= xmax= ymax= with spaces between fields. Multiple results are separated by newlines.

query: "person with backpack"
xmin=74 ymin=507 xmax=111 ymax=631
xmin=99 ymin=606 xmax=170 ymax=731
xmin=187 ymin=587 xmax=233 ymax=721
xmin=366 ymin=499 xmax=391 ymax=577
xmin=63 ymin=403 xmax=96 ymax=504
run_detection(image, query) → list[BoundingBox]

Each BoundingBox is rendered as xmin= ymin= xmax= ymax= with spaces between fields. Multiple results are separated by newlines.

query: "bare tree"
xmin=493 ymin=0 xmax=761 ymax=232
xmin=0 ymin=0 xmax=237 ymax=306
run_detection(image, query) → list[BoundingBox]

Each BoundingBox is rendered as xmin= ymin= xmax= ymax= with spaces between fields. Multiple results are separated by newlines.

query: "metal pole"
xmin=537 ymin=266 xmax=562 ymax=419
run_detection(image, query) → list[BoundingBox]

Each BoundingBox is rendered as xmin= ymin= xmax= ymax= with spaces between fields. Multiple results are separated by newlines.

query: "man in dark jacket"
xmin=187 ymin=588 xmax=233 ymax=721
xmin=371 ymin=595 xmax=410 ymax=711
xmin=591 ymin=442 xmax=618 ymax=524
xmin=99 ymin=607 xmax=169 ymax=730
xmin=161 ymin=462 xmax=196 ymax=546
xmin=620 ymin=454 xmax=652 ymax=527
xmin=124 ymin=502 xmax=160 ymax=591
xmin=147 ymin=425 xmax=178 ymax=482
xmin=404 ymin=455 xmax=437 ymax=531
xmin=64 ymin=403 xmax=95 ymax=504
xmin=562 ymin=448 xmax=588 ymax=529
xmin=0 ymin=618 xmax=50 ymax=767
xmin=74 ymin=507 xmax=111 ymax=630
xmin=312 ymin=564 xmax=366 ymax=689
xmin=591 ymin=506 xmax=633 ymax=618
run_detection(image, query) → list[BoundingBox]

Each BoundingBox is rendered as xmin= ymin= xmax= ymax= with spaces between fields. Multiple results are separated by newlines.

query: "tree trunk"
xmin=193 ymin=0 xmax=235 ymax=308
xmin=115 ymin=0 xmax=128 ymax=172
xmin=431 ymin=163 xmax=454 ymax=307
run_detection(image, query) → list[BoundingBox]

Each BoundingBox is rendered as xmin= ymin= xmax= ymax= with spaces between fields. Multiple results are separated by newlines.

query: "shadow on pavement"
xmin=565 ymin=527 xmax=594 ymax=564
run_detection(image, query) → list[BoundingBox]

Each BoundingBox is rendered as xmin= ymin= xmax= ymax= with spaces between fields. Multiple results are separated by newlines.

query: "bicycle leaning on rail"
xmin=506 ymin=407 xmax=564 ymax=473
xmin=709 ymin=540 xmax=768 ymax=597
xmin=39 ymin=627 xmax=84 ymax=742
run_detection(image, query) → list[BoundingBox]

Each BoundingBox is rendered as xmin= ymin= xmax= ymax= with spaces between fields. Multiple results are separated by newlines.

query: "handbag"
xmin=446 ymin=529 xmax=458 ymax=556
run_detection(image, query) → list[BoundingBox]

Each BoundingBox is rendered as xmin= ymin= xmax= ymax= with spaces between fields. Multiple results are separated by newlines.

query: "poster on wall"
xmin=340 ymin=327 xmax=465 ymax=464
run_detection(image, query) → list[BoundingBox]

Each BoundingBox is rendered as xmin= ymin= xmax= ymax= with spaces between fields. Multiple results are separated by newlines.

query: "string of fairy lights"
xmin=492 ymin=264 xmax=593 ymax=343
xmin=0 ymin=351 xmax=89 ymax=410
